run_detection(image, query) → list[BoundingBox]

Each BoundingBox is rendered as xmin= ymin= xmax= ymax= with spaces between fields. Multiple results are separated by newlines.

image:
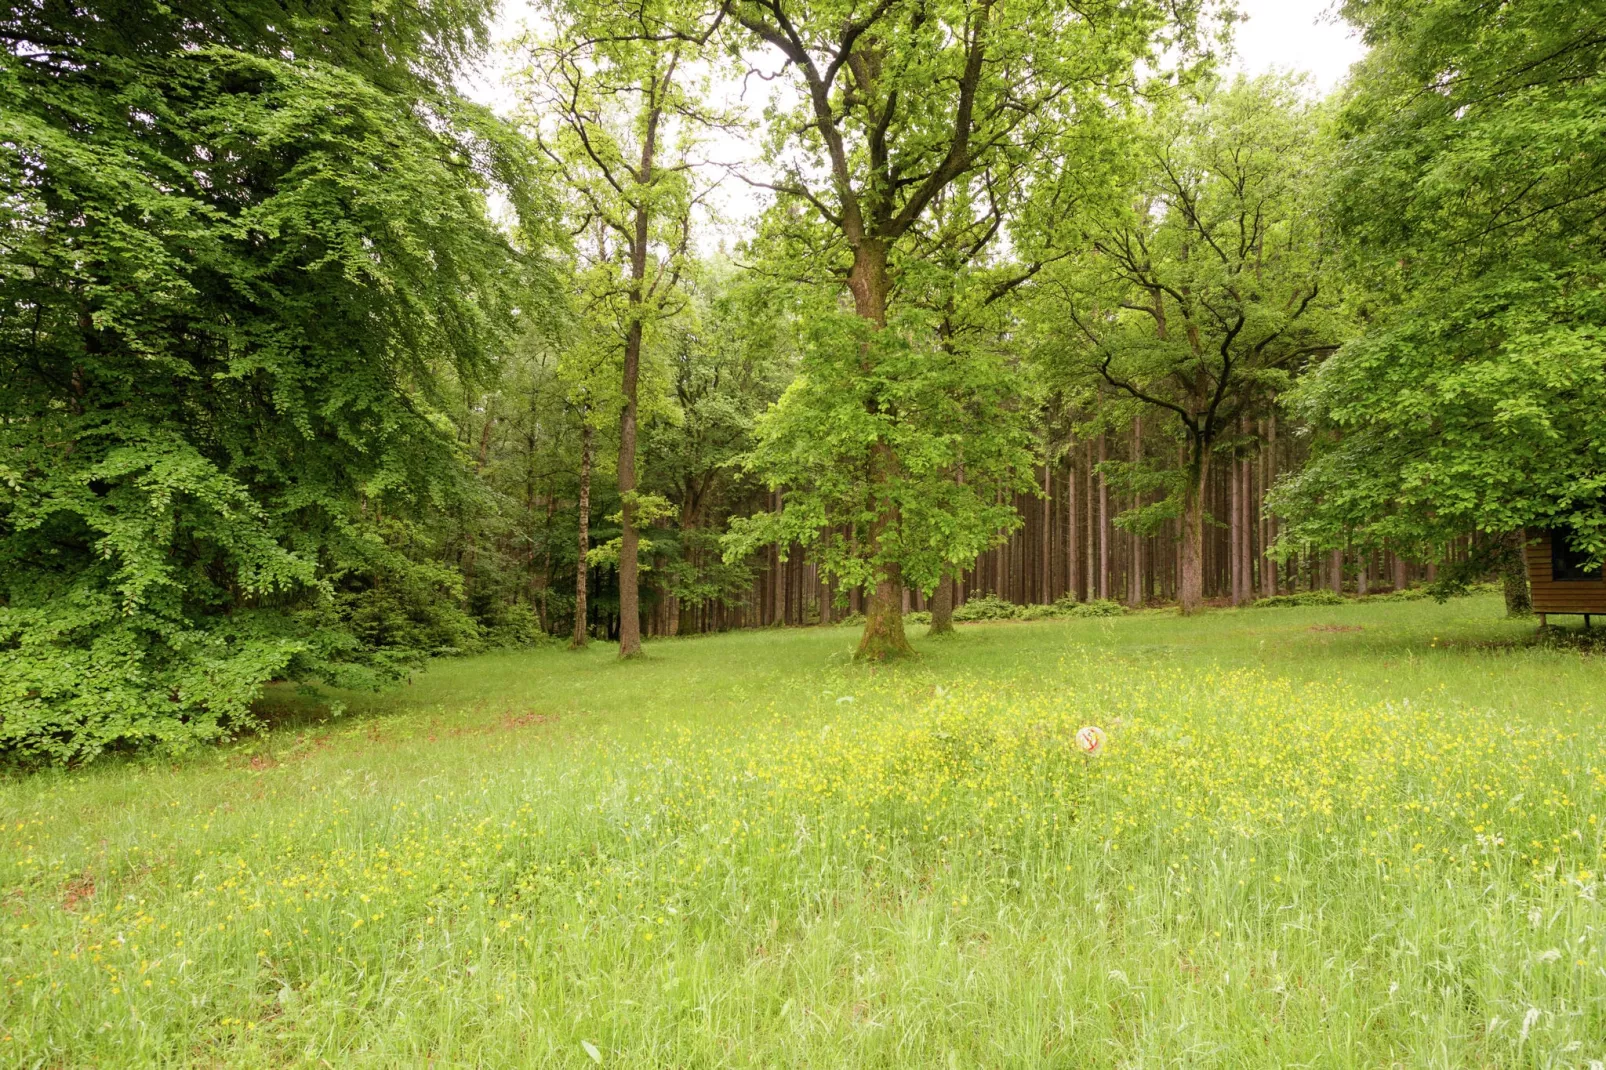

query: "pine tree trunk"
xmin=572 ymin=422 xmax=592 ymax=649
xmin=1067 ymin=447 xmax=1082 ymax=602
xmin=1129 ymin=419 xmax=1143 ymax=607
xmin=1229 ymin=451 xmax=1243 ymax=605
xmin=1097 ymin=433 xmax=1109 ymax=601
xmin=1040 ymin=460 xmax=1051 ymax=604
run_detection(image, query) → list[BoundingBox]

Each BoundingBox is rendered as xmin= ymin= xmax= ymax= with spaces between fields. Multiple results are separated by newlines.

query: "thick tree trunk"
xmin=928 ymin=573 xmax=955 ymax=636
xmin=846 ymin=241 xmax=913 ymax=661
xmin=1179 ymin=445 xmax=1210 ymax=615
xmin=572 ymin=422 xmax=592 ymax=649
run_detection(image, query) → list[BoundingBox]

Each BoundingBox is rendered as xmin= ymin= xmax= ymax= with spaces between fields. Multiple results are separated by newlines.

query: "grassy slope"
xmin=3 ymin=596 xmax=1604 ymax=1067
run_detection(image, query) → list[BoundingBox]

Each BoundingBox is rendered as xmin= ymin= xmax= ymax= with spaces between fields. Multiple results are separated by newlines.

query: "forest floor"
xmin=4 ymin=595 xmax=1606 ymax=1066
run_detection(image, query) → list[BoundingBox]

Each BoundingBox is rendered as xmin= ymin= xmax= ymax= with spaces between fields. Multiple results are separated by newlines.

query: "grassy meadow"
xmin=4 ymin=595 xmax=1606 ymax=1067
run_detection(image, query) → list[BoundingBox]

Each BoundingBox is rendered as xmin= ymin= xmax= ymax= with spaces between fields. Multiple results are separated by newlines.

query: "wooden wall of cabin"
xmin=1524 ymin=530 xmax=1606 ymax=616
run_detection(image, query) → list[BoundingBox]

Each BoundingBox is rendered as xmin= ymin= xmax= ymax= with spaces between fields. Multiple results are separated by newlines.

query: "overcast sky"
xmin=472 ymin=0 xmax=1368 ymax=240
xmin=1230 ymin=0 xmax=1366 ymax=91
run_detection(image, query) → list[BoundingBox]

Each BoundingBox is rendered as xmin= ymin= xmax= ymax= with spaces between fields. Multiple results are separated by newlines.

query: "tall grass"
xmin=3 ymin=596 xmax=1604 ymax=1066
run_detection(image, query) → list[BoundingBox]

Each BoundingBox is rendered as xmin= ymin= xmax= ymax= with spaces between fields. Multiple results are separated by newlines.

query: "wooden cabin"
xmin=1525 ymin=528 xmax=1606 ymax=626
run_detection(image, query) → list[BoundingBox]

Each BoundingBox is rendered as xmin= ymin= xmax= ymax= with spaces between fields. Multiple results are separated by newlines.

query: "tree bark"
xmin=1129 ymin=418 xmax=1143 ymax=607
xmin=1500 ymin=530 xmax=1533 ymax=616
xmin=1229 ymin=449 xmax=1243 ymax=605
xmin=572 ymin=421 xmax=592 ymax=649
xmin=1067 ymin=448 xmax=1082 ymax=602
xmin=1330 ymin=548 xmax=1345 ymax=595
xmin=928 ymin=573 xmax=955 ymax=636
xmin=1097 ymin=432 xmax=1109 ymax=601
xmin=1179 ymin=442 xmax=1211 ymax=615
xmin=616 ymin=221 xmax=646 ymax=658
xmin=848 ymin=241 xmax=913 ymax=661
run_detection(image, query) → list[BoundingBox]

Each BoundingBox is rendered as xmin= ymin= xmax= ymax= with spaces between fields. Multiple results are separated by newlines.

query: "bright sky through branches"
xmin=470 ymin=0 xmax=1367 ymax=244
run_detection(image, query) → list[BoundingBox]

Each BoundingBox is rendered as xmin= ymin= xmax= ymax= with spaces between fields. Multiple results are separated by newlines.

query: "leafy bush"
xmin=1061 ymin=598 xmax=1128 ymax=618
xmin=952 ymin=594 xmax=1022 ymax=622
xmin=1251 ymin=590 xmax=1346 ymax=608
xmin=1371 ymin=586 xmax=1431 ymax=602
xmin=906 ymin=611 xmax=932 ymax=625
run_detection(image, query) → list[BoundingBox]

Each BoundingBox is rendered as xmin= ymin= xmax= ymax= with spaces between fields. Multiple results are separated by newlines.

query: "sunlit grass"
xmin=4 ymin=596 xmax=1605 ymax=1066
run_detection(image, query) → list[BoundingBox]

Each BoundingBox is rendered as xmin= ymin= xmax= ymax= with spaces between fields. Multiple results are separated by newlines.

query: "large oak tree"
xmin=725 ymin=0 xmax=1211 ymax=657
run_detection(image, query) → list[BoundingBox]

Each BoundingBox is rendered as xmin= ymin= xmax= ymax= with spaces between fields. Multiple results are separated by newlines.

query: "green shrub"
xmin=1251 ymin=590 xmax=1346 ymax=609
xmin=1062 ymin=598 xmax=1128 ymax=618
xmin=952 ymin=594 xmax=1021 ymax=622
xmin=906 ymin=611 xmax=932 ymax=625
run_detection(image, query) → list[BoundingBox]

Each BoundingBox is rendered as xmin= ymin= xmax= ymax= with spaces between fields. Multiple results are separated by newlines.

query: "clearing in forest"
xmin=3 ymin=596 xmax=1605 ymax=1066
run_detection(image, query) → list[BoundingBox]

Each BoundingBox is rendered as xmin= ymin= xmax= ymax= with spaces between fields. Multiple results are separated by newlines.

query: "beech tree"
xmin=1272 ymin=0 xmax=1606 ymax=604
xmin=724 ymin=0 xmax=1210 ymax=658
xmin=1030 ymin=75 xmax=1341 ymax=614
xmin=0 ymin=0 xmax=546 ymax=760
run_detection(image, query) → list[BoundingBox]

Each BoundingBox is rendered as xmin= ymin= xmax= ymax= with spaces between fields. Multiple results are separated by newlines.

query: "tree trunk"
xmin=1238 ymin=447 xmax=1253 ymax=604
xmin=572 ymin=421 xmax=592 ymax=649
xmin=617 ymin=230 xmax=646 ymax=658
xmin=1229 ymin=449 xmax=1243 ymax=605
xmin=928 ymin=573 xmax=955 ymax=636
xmin=1500 ymin=530 xmax=1533 ymax=616
xmin=847 ymin=241 xmax=913 ymax=661
xmin=1129 ymin=419 xmax=1143 ymax=607
xmin=1179 ymin=443 xmax=1210 ymax=615
xmin=1040 ymin=460 xmax=1052 ymax=604
xmin=1097 ymin=432 xmax=1109 ymax=601
xmin=1330 ymin=548 xmax=1345 ymax=595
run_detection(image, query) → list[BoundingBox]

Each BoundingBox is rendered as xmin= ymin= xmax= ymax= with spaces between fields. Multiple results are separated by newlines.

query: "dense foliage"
xmin=1274 ymin=0 xmax=1606 ymax=568
xmin=0 ymin=0 xmax=545 ymax=760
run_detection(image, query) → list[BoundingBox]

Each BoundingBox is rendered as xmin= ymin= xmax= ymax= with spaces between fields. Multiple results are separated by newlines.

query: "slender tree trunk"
xmin=1129 ymin=419 xmax=1143 ymax=607
xmin=1067 ymin=446 xmax=1082 ymax=602
xmin=1040 ymin=460 xmax=1052 ymax=604
xmin=847 ymin=241 xmax=912 ymax=661
xmin=617 ymin=236 xmax=646 ymax=658
xmin=1097 ymin=433 xmax=1109 ymax=601
xmin=1393 ymin=553 xmax=1408 ymax=592
xmin=1262 ymin=414 xmax=1278 ymax=598
xmin=1330 ymin=548 xmax=1345 ymax=595
xmin=1229 ymin=449 xmax=1243 ymax=606
xmin=1238 ymin=446 xmax=1253 ymax=604
xmin=572 ymin=422 xmax=592 ymax=649
xmin=1179 ymin=442 xmax=1211 ymax=615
